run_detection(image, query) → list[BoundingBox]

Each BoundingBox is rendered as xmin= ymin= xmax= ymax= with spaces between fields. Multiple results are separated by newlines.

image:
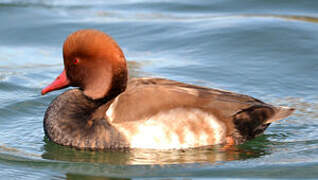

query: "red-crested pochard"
xmin=41 ymin=29 xmax=294 ymax=150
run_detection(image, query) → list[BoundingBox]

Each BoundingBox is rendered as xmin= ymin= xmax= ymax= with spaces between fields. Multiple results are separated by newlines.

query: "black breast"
xmin=43 ymin=89 xmax=128 ymax=150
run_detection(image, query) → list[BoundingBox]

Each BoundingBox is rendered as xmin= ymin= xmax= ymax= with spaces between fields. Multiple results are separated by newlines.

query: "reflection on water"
xmin=42 ymin=136 xmax=270 ymax=165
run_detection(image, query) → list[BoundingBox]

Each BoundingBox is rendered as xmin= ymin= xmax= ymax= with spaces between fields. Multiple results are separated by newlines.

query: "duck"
xmin=41 ymin=29 xmax=294 ymax=150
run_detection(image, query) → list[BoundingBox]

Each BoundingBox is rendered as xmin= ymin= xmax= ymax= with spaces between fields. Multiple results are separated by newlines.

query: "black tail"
xmin=233 ymin=105 xmax=294 ymax=142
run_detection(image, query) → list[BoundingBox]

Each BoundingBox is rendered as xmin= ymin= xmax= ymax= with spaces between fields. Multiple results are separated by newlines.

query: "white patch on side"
xmin=112 ymin=108 xmax=226 ymax=149
xmin=105 ymin=96 xmax=120 ymax=123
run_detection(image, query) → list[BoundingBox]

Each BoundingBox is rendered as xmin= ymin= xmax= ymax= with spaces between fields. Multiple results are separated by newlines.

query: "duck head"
xmin=41 ymin=29 xmax=128 ymax=100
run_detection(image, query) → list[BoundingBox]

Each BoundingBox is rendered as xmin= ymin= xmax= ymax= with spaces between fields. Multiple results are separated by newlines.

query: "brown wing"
xmin=108 ymin=78 xmax=271 ymax=123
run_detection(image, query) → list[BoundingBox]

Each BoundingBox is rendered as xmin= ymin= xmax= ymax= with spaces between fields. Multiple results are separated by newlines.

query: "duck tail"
xmin=265 ymin=106 xmax=295 ymax=124
xmin=233 ymin=105 xmax=295 ymax=142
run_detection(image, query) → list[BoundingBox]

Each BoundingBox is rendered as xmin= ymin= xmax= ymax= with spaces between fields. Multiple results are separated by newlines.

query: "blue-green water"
xmin=0 ymin=0 xmax=318 ymax=179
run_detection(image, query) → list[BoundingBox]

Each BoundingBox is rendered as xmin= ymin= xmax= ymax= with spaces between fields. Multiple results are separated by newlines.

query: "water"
xmin=0 ymin=0 xmax=318 ymax=179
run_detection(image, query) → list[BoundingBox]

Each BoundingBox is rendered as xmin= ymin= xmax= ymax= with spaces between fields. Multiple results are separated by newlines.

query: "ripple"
xmin=0 ymin=145 xmax=40 ymax=159
xmin=0 ymin=0 xmax=104 ymax=8
xmin=76 ymin=11 xmax=318 ymax=24
xmin=241 ymin=14 xmax=318 ymax=24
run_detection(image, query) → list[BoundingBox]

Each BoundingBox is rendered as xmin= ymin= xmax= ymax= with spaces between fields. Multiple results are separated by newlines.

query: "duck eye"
xmin=73 ymin=58 xmax=79 ymax=64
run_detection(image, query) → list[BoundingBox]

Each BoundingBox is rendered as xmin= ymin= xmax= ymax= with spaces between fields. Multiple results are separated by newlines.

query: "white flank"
xmin=111 ymin=108 xmax=226 ymax=149
xmin=105 ymin=96 xmax=120 ymax=123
